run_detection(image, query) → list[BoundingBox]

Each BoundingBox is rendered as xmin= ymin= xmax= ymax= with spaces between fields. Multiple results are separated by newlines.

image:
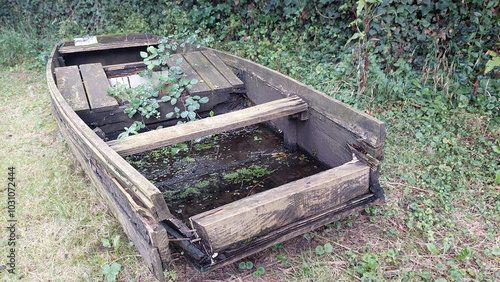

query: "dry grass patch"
xmin=0 ymin=68 xmax=154 ymax=281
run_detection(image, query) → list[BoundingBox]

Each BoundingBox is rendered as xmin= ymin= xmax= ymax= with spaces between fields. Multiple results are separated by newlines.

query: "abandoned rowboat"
xmin=46 ymin=34 xmax=386 ymax=280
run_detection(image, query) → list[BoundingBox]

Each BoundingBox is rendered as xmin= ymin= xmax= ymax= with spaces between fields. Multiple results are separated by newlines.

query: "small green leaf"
xmin=256 ymin=267 xmax=265 ymax=275
xmin=101 ymin=238 xmax=111 ymax=248
xmin=191 ymin=78 xmax=199 ymax=84
xmin=238 ymin=262 xmax=246 ymax=269
xmin=101 ymin=264 xmax=110 ymax=274
xmin=419 ymin=271 xmax=431 ymax=280
xmin=171 ymin=147 xmax=181 ymax=156
xmin=346 ymin=32 xmax=364 ymax=46
xmin=171 ymin=98 xmax=177 ymax=105
xmin=435 ymin=278 xmax=447 ymax=282
xmin=165 ymin=112 xmax=174 ymax=119
xmin=181 ymin=111 xmax=188 ymax=119
xmin=112 ymin=235 xmax=120 ymax=249
xmin=109 ymin=262 xmax=121 ymax=274
xmin=147 ymin=46 xmax=157 ymax=54
xmin=245 ymin=261 xmax=254 ymax=269
xmin=199 ymin=97 xmax=209 ymax=103
xmin=140 ymin=51 xmax=148 ymax=58
xmin=492 ymin=145 xmax=500 ymax=154
xmin=324 ymin=243 xmax=334 ymax=253
xmin=426 ymin=243 xmax=440 ymax=255
xmin=315 ymin=245 xmax=325 ymax=255
xmin=454 ymin=247 xmax=471 ymax=261
xmin=492 ymin=245 xmax=500 ymax=256
xmin=176 ymin=57 xmax=183 ymax=65
xmin=485 ymin=56 xmax=500 ymax=74
xmin=356 ymin=0 xmax=365 ymax=17
xmin=362 ymin=253 xmax=378 ymax=269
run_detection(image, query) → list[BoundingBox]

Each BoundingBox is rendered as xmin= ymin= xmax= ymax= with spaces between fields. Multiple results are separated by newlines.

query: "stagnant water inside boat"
xmin=126 ymin=125 xmax=328 ymax=223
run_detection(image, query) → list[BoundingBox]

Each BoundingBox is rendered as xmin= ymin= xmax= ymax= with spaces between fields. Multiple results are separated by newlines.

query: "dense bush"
xmin=1 ymin=0 xmax=499 ymax=116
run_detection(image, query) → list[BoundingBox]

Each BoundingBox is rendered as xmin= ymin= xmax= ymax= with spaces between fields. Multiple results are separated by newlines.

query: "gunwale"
xmin=47 ymin=34 xmax=385 ymax=280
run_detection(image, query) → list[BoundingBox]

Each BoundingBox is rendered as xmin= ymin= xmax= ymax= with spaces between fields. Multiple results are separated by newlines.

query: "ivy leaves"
xmin=108 ymin=33 xmax=210 ymax=139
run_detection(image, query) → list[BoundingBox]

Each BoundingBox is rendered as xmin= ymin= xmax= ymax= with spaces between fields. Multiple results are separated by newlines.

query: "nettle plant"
xmin=107 ymin=32 xmax=211 ymax=139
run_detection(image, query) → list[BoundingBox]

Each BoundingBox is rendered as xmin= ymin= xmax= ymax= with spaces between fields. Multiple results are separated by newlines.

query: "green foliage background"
xmin=1 ymin=0 xmax=499 ymax=114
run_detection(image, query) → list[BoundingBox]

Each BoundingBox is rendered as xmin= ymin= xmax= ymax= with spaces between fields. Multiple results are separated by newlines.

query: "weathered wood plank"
xmin=107 ymin=96 xmax=308 ymax=156
xmin=213 ymin=49 xmax=386 ymax=149
xmin=79 ymin=63 xmax=119 ymax=112
xmin=165 ymin=54 xmax=212 ymax=96
xmin=183 ymin=51 xmax=233 ymax=93
xmin=103 ymin=61 xmax=146 ymax=78
xmin=54 ymin=66 xmax=90 ymax=112
xmin=202 ymin=194 xmax=383 ymax=270
xmin=201 ymin=50 xmax=244 ymax=90
xmin=59 ymin=39 xmax=156 ymax=54
xmin=190 ymin=161 xmax=370 ymax=252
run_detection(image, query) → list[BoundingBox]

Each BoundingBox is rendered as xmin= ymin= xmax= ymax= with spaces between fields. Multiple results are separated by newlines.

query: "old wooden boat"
xmin=46 ymin=33 xmax=385 ymax=280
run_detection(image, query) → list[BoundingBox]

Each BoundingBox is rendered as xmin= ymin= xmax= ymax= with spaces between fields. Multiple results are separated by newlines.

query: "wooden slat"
xmin=183 ymin=51 xmax=233 ymax=94
xmin=201 ymin=50 xmax=244 ymax=90
xmin=104 ymin=61 xmax=147 ymax=78
xmin=107 ymin=96 xmax=308 ymax=156
xmin=203 ymin=194 xmax=382 ymax=270
xmin=59 ymin=39 xmax=155 ymax=54
xmin=165 ymin=54 xmax=212 ymax=96
xmin=54 ymin=66 xmax=90 ymax=112
xmin=190 ymin=161 xmax=370 ymax=252
xmin=79 ymin=63 xmax=119 ymax=112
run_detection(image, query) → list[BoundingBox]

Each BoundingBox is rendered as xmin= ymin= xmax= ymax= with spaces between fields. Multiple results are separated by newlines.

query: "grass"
xmin=0 ymin=42 xmax=498 ymax=282
xmin=0 ymin=68 xmax=154 ymax=281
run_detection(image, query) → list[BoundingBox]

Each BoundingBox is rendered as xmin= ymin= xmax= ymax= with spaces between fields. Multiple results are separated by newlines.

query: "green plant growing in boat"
xmin=116 ymin=120 xmax=145 ymax=139
xmin=107 ymin=31 xmax=212 ymax=139
xmin=162 ymin=187 xmax=200 ymax=201
xmin=223 ymin=165 xmax=275 ymax=184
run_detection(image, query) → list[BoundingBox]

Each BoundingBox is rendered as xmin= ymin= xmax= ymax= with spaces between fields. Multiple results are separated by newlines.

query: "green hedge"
xmin=1 ymin=0 xmax=498 ymax=114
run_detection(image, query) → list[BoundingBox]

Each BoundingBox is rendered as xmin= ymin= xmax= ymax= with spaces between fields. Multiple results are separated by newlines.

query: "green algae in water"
xmin=127 ymin=125 xmax=327 ymax=222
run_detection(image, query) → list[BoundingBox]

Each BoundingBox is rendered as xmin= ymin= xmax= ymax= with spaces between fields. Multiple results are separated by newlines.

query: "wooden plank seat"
xmin=54 ymin=63 xmax=119 ymax=113
xmin=54 ymin=66 xmax=90 ymax=113
xmin=107 ymin=95 xmax=308 ymax=156
xmin=79 ymin=63 xmax=119 ymax=112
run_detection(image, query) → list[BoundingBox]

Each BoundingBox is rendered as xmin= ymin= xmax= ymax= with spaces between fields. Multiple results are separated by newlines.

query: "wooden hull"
xmin=47 ymin=34 xmax=385 ymax=281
